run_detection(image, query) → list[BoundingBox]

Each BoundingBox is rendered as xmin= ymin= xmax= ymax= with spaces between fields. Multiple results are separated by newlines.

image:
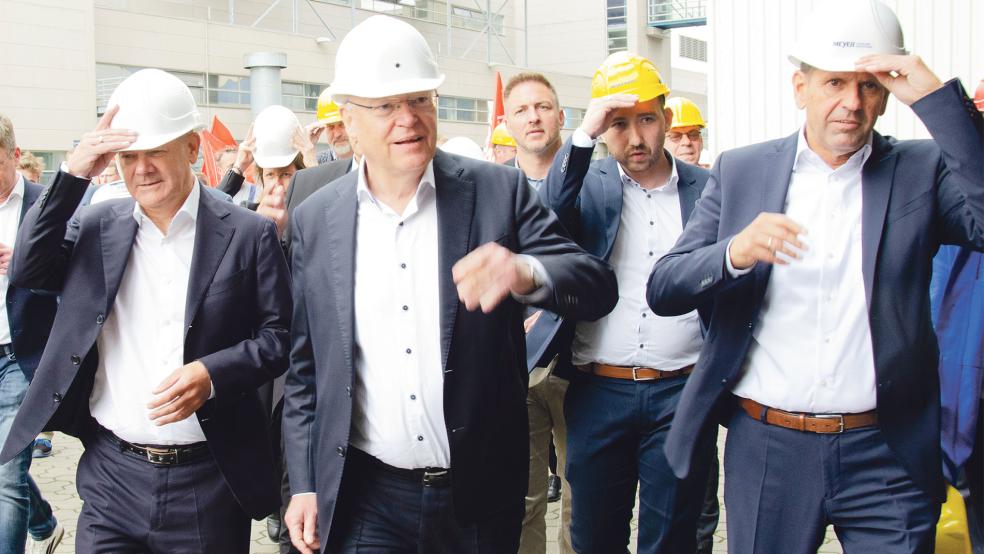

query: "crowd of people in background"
xmin=0 ymin=1 xmax=982 ymax=553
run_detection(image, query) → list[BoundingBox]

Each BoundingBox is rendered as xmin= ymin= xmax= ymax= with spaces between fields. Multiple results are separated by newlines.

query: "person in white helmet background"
xmin=647 ymin=1 xmax=984 ymax=552
xmin=218 ymin=105 xmax=317 ymax=210
xmin=282 ymin=14 xmax=617 ymax=554
xmin=0 ymin=68 xmax=293 ymax=553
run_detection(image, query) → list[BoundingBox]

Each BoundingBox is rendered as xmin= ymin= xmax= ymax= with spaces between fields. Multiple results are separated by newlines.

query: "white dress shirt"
xmin=90 ymin=184 xmax=207 ymax=445
xmin=570 ymin=129 xmax=702 ymax=370
xmin=0 ymin=175 xmax=25 ymax=344
xmin=350 ymin=160 xmax=451 ymax=470
xmin=732 ymin=129 xmax=877 ymax=414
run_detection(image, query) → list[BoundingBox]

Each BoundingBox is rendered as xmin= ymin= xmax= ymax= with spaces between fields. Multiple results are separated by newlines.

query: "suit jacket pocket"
xmin=887 ymin=188 xmax=934 ymax=223
xmin=206 ymin=268 xmax=247 ymax=297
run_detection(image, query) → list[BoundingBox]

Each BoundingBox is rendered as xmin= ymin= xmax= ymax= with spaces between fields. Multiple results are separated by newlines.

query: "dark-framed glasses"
xmin=346 ymin=93 xmax=438 ymax=118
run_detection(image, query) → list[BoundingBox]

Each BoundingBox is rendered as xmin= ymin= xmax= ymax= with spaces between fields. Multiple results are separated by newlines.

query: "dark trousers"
xmin=724 ymin=408 xmax=938 ymax=554
xmin=326 ymin=449 xmax=523 ymax=553
xmin=695 ymin=447 xmax=720 ymax=554
xmin=564 ymin=371 xmax=713 ymax=554
xmin=75 ymin=430 xmax=251 ymax=554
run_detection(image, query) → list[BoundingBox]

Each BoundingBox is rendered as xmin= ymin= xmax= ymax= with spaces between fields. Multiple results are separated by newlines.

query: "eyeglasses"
xmin=666 ymin=130 xmax=702 ymax=142
xmin=346 ymin=93 xmax=438 ymax=118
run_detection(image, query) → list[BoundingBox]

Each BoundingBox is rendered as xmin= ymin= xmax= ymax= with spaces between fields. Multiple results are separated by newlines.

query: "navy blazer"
xmin=647 ymin=79 xmax=984 ymax=502
xmin=537 ymin=137 xmax=710 ymax=376
xmin=1 ymin=172 xmax=293 ymax=519
xmin=283 ymin=150 xmax=617 ymax=535
xmin=6 ymin=180 xmax=58 ymax=381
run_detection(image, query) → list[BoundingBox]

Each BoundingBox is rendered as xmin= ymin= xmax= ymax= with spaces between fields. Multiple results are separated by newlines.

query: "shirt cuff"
xmin=511 ymin=255 xmax=553 ymax=305
xmin=208 ymin=381 xmax=215 ymax=400
xmin=59 ymin=162 xmax=92 ymax=181
xmin=725 ymin=237 xmax=754 ymax=277
xmin=292 ymin=492 xmax=316 ymax=497
xmin=571 ymin=128 xmax=597 ymax=148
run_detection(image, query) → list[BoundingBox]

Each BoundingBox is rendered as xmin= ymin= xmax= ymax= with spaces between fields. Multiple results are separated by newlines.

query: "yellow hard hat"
xmin=491 ymin=123 xmax=516 ymax=147
xmin=316 ymin=88 xmax=342 ymax=124
xmin=666 ymin=97 xmax=705 ymax=129
xmin=591 ymin=51 xmax=670 ymax=102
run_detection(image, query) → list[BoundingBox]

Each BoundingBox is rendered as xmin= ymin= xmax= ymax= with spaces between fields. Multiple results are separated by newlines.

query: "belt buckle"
xmin=422 ymin=469 xmax=449 ymax=487
xmin=144 ymin=446 xmax=177 ymax=465
xmin=813 ymin=414 xmax=845 ymax=434
xmin=631 ymin=367 xmax=656 ymax=382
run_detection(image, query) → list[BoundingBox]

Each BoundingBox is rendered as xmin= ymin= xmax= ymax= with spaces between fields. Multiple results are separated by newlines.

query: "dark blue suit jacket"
xmin=647 ymin=79 xmax=984 ymax=502
xmin=538 ymin=137 xmax=710 ymax=375
xmin=0 ymin=172 xmax=293 ymax=519
xmin=7 ymin=180 xmax=58 ymax=381
xmin=283 ymin=150 xmax=617 ymax=535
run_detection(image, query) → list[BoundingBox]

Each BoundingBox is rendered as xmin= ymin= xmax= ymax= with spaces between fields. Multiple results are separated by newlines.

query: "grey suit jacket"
xmin=283 ymin=150 xmax=617 ymax=535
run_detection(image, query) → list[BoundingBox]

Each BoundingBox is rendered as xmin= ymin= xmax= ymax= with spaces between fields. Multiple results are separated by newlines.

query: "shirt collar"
xmin=616 ymin=150 xmax=679 ymax=193
xmin=794 ymin=126 xmax=873 ymax=174
xmin=356 ymin=158 xmax=436 ymax=204
xmin=132 ymin=180 xmax=201 ymax=228
xmin=0 ymin=174 xmax=26 ymax=209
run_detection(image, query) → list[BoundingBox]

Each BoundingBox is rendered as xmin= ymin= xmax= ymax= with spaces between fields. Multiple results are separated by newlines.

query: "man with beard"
xmin=541 ymin=52 xmax=713 ymax=553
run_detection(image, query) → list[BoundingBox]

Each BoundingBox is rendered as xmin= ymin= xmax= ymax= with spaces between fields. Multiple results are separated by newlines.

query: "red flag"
xmin=211 ymin=116 xmax=237 ymax=148
xmin=200 ymin=129 xmax=228 ymax=153
xmin=484 ymin=72 xmax=505 ymax=159
xmin=199 ymin=131 xmax=220 ymax=186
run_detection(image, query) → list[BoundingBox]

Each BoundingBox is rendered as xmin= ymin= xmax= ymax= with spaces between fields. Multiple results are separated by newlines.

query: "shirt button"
xmin=648 ymin=251 xmax=654 ymax=257
xmin=402 ymin=305 xmax=409 ymax=311
xmin=405 ymin=348 xmax=412 ymax=354
xmin=649 ymin=221 xmax=654 ymax=226
xmin=417 ymin=435 xmax=424 ymax=441
xmin=400 ymin=263 xmax=407 ymax=269
xmin=641 ymin=313 xmax=647 ymax=318
xmin=638 ymin=344 xmax=644 ymax=349
xmin=410 ymin=394 xmax=416 ymax=400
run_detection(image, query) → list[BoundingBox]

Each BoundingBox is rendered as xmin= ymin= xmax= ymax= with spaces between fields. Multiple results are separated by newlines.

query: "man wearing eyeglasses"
xmin=665 ymin=97 xmax=707 ymax=168
xmin=282 ymin=15 xmax=617 ymax=554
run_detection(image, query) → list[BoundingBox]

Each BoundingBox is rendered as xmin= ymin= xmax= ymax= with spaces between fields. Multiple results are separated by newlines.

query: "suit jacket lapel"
xmin=100 ymin=202 xmax=138 ymax=312
xmin=20 ymin=182 xmax=39 ymax=222
xmin=598 ymin=157 xmax=623 ymax=259
xmin=752 ymin=133 xmax=799 ymax=297
xmin=860 ymin=133 xmax=897 ymax=308
xmin=675 ymin=162 xmax=700 ymax=224
xmin=433 ymin=151 xmax=475 ymax=371
xmin=184 ymin=187 xmax=234 ymax=333
xmin=323 ymin=174 xmax=358 ymax=373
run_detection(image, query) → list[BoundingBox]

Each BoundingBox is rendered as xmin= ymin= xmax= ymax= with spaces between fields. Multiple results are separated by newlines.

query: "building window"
xmin=96 ymin=64 xmax=205 ymax=113
xmin=607 ymin=0 xmax=627 ymax=54
xmin=438 ymin=95 xmax=489 ymax=123
xmin=283 ymin=82 xmax=324 ymax=112
xmin=679 ymin=35 xmax=707 ymax=62
xmin=562 ymin=107 xmax=585 ymax=130
xmin=208 ymin=74 xmax=251 ymax=106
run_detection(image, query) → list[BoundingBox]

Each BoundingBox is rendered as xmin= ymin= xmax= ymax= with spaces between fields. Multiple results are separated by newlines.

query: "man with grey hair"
xmin=1 ymin=69 xmax=292 ymax=552
xmin=0 ymin=113 xmax=63 ymax=554
xmin=283 ymin=15 xmax=616 ymax=554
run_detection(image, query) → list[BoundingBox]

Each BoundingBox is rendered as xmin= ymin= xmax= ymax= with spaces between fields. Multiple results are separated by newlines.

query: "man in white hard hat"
xmin=0 ymin=68 xmax=292 ymax=552
xmin=648 ymin=1 xmax=984 ymax=552
xmin=282 ymin=14 xmax=616 ymax=554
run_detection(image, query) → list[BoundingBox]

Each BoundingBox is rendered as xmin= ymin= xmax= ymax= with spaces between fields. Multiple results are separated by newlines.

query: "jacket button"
xmin=52 ymin=392 xmax=62 ymax=402
xmin=96 ymin=314 xmax=105 ymax=325
xmin=345 ymin=386 xmax=352 ymax=397
xmin=70 ymin=355 xmax=81 ymax=365
xmin=336 ymin=445 xmax=346 ymax=457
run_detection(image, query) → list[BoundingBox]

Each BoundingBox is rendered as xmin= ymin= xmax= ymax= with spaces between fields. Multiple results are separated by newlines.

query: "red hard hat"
xmin=975 ymin=79 xmax=984 ymax=112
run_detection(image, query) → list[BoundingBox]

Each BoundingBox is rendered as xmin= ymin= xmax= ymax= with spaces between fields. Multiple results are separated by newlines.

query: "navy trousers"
xmin=326 ymin=449 xmax=523 ymax=553
xmin=564 ymin=371 xmax=714 ymax=554
xmin=724 ymin=407 xmax=938 ymax=554
xmin=75 ymin=430 xmax=251 ymax=553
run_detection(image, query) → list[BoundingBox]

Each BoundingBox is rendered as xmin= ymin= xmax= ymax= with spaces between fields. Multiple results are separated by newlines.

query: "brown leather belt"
xmin=576 ymin=363 xmax=694 ymax=381
xmin=739 ymin=398 xmax=878 ymax=434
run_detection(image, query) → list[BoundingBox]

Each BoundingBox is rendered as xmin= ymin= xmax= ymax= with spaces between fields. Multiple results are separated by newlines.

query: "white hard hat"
xmin=439 ymin=137 xmax=485 ymax=161
xmin=331 ymin=15 xmax=445 ymax=100
xmin=253 ymin=105 xmax=302 ymax=169
xmin=107 ymin=68 xmax=205 ymax=151
xmin=788 ymin=0 xmax=907 ymax=72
